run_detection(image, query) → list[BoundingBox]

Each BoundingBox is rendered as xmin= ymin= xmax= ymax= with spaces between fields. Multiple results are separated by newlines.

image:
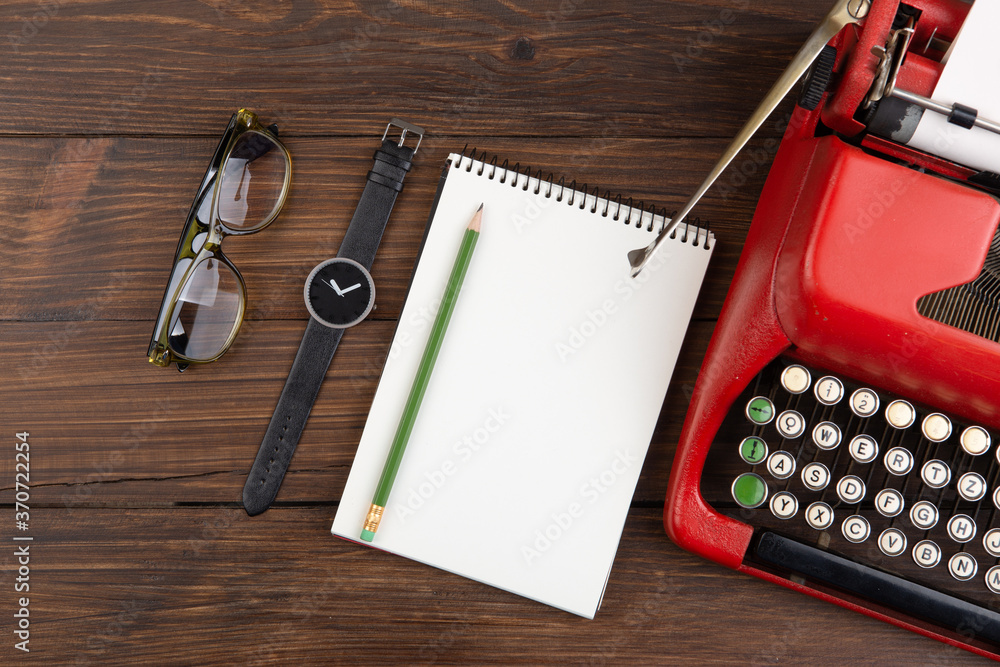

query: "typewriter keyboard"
xmin=703 ymin=357 xmax=1000 ymax=616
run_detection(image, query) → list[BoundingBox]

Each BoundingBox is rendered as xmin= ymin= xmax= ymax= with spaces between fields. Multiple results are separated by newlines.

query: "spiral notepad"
xmin=332 ymin=151 xmax=714 ymax=618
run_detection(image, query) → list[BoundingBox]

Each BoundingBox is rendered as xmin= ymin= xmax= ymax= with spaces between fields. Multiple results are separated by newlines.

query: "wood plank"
xmin=0 ymin=134 xmax=773 ymax=322
xmin=7 ymin=0 xmax=979 ymax=659
xmin=0 ymin=319 xmax=713 ymax=505
xmin=0 ymin=507 xmax=979 ymax=665
xmin=0 ymin=0 xmax=832 ymax=137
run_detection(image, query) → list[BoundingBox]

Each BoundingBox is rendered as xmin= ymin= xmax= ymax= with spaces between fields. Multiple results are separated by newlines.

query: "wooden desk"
xmin=0 ymin=0 xmax=989 ymax=663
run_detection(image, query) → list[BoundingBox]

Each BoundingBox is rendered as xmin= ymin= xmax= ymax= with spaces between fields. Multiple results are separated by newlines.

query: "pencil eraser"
xmin=360 ymin=529 xmax=375 ymax=542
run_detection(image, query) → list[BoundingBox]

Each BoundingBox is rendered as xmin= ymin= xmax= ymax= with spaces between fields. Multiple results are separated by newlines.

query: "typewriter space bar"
xmin=754 ymin=531 xmax=1000 ymax=646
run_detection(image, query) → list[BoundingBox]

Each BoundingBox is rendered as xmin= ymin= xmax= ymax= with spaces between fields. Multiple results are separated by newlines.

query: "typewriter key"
xmin=731 ymin=473 xmax=768 ymax=509
xmin=912 ymin=540 xmax=942 ymax=569
xmin=983 ymin=528 xmax=1000 ymax=558
xmin=836 ymin=475 xmax=866 ymax=504
xmin=841 ymin=515 xmax=870 ymax=543
xmin=769 ymin=491 xmax=798 ymax=520
xmin=811 ymin=421 xmax=842 ymax=450
xmin=767 ymin=451 xmax=796 ymax=480
xmin=780 ymin=365 xmax=811 ymax=394
xmin=883 ymin=447 xmax=914 ymax=476
xmin=739 ymin=436 xmax=768 ymax=465
xmin=849 ymin=388 xmax=879 ymax=418
xmin=921 ymin=459 xmax=951 ymax=489
xmin=948 ymin=553 xmax=978 ymax=582
xmin=801 ymin=462 xmax=831 ymax=491
xmin=986 ymin=566 xmax=1000 ymax=595
xmin=776 ymin=410 xmax=805 ymax=439
xmin=848 ymin=434 xmax=878 ymax=464
xmin=947 ymin=514 xmax=977 ymax=544
xmin=961 ymin=425 xmax=991 ymax=456
xmin=885 ymin=400 xmax=915 ymax=429
xmin=922 ymin=413 xmax=952 ymax=442
xmin=805 ymin=501 xmax=834 ymax=530
xmin=745 ymin=396 xmax=775 ymax=426
xmin=910 ymin=500 xmax=939 ymax=530
xmin=958 ymin=472 xmax=987 ymax=502
xmin=875 ymin=488 xmax=904 ymax=518
xmin=814 ymin=376 xmax=844 ymax=405
xmin=878 ymin=528 xmax=906 ymax=557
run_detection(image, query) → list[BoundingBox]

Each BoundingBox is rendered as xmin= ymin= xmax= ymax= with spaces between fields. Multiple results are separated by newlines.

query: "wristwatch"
xmin=242 ymin=119 xmax=423 ymax=516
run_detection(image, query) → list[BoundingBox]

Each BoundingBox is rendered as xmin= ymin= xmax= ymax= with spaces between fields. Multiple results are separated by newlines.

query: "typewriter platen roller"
xmin=823 ymin=0 xmax=1000 ymax=179
xmin=666 ymin=0 xmax=1000 ymax=659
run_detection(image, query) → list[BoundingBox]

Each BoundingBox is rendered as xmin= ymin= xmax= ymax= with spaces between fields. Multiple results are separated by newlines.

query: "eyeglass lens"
xmin=169 ymin=257 xmax=244 ymax=361
xmin=217 ymin=131 xmax=288 ymax=231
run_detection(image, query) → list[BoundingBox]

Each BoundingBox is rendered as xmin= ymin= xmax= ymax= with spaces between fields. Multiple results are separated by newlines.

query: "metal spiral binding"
xmin=455 ymin=147 xmax=712 ymax=250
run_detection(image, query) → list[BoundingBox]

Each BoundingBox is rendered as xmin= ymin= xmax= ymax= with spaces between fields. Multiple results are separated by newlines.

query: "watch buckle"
xmin=383 ymin=118 xmax=424 ymax=155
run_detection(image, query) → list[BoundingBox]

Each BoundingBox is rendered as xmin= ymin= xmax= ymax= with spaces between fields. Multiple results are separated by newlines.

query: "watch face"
xmin=304 ymin=258 xmax=375 ymax=328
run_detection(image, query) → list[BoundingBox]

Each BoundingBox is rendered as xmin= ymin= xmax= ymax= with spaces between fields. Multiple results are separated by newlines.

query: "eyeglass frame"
xmin=147 ymin=108 xmax=292 ymax=369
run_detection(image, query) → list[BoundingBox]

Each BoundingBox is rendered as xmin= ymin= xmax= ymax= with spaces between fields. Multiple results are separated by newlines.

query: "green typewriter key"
xmin=732 ymin=473 xmax=768 ymax=509
xmin=740 ymin=437 xmax=768 ymax=465
xmin=745 ymin=397 xmax=774 ymax=426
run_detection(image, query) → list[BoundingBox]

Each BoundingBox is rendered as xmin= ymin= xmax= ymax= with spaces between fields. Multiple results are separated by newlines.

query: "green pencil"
xmin=361 ymin=203 xmax=483 ymax=542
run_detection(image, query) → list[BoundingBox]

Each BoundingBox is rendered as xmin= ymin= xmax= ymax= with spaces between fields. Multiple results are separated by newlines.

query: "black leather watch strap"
xmin=242 ymin=125 xmax=419 ymax=516
xmin=243 ymin=318 xmax=344 ymax=516
xmin=337 ymin=139 xmax=415 ymax=269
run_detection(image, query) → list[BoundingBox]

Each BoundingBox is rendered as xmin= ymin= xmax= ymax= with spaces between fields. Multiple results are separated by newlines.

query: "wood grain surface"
xmin=0 ymin=0 xmax=990 ymax=664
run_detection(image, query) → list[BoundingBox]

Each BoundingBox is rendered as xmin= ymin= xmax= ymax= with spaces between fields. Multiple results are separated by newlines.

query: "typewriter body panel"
xmin=666 ymin=0 xmax=1000 ymax=657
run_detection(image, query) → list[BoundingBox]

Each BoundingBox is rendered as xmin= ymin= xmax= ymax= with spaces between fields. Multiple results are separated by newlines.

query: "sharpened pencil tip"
xmin=477 ymin=202 xmax=483 ymax=212
xmin=469 ymin=204 xmax=483 ymax=233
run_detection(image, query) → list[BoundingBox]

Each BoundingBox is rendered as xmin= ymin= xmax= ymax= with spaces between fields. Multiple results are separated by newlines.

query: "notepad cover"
xmin=331 ymin=153 xmax=713 ymax=618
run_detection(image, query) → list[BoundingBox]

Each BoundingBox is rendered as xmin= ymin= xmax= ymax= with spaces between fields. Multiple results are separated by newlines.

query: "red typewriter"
xmin=664 ymin=0 xmax=1000 ymax=658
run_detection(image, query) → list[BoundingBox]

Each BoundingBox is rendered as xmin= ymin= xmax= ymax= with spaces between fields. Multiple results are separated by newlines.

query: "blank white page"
xmin=908 ymin=0 xmax=1000 ymax=174
xmin=332 ymin=153 xmax=713 ymax=618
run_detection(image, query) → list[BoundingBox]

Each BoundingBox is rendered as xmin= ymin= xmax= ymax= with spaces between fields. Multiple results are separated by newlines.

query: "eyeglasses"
xmin=148 ymin=109 xmax=291 ymax=370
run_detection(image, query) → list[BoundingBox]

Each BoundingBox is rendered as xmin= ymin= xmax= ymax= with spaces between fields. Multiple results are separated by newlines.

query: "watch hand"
xmin=325 ymin=278 xmax=344 ymax=296
xmin=340 ymin=283 xmax=362 ymax=295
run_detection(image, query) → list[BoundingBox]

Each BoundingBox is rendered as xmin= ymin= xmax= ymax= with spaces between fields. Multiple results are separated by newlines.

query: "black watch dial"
xmin=304 ymin=258 xmax=375 ymax=328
